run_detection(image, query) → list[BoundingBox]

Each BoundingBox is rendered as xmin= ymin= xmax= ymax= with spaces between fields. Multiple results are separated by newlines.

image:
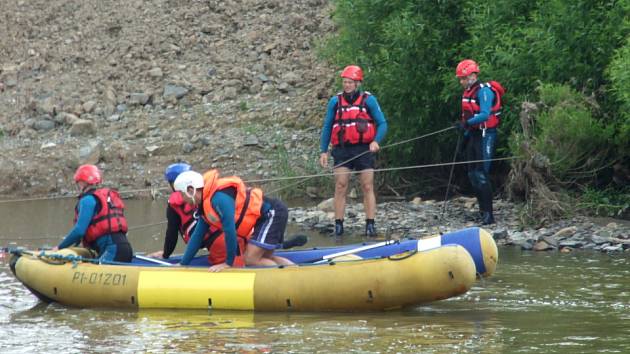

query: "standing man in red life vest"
xmin=319 ymin=65 xmax=388 ymax=237
xmin=455 ymin=59 xmax=505 ymax=225
xmin=52 ymin=164 xmax=133 ymax=262
xmin=174 ymin=170 xmax=294 ymax=272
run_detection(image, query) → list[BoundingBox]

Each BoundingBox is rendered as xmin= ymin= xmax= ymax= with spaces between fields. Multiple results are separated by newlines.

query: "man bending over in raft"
xmin=53 ymin=164 xmax=133 ymax=263
xmin=174 ymin=170 xmax=294 ymax=271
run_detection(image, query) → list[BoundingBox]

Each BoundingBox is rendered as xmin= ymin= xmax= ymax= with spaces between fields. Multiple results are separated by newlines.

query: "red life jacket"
xmin=461 ymin=81 xmax=505 ymax=130
xmin=208 ymin=236 xmax=246 ymax=267
xmin=168 ymin=191 xmax=198 ymax=243
xmin=331 ymin=92 xmax=376 ymax=146
xmin=169 ymin=191 xmax=246 ymax=267
xmin=74 ymin=188 xmax=128 ymax=247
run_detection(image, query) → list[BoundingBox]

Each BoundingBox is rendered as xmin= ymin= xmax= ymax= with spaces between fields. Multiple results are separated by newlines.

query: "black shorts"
xmin=249 ymin=197 xmax=288 ymax=250
xmin=331 ymin=144 xmax=375 ymax=171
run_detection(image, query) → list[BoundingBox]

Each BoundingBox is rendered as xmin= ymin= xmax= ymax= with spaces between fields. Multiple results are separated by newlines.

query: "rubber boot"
xmin=334 ymin=219 xmax=344 ymax=237
xmin=473 ymin=187 xmax=484 ymax=221
xmin=481 ymin=211 xmax=495 ymax=225
xmin=478 ymin=182 xmax=495 ymax=225
xmin=365 ymin=219 xmax=377 ymax=237
xmin=281 ymin=235 xmax=308 ymax=249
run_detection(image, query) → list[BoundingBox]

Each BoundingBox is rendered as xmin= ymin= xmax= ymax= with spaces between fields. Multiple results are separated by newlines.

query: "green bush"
xmin=324 ymin=0 xmax=627 ymax=169
xmin=533 ymin=84 xmax=614 ymax=181
xmin=577 ymin=186 xmax=630 ymax=218
xmin=606 ymin=36 xmax=630 ymax=156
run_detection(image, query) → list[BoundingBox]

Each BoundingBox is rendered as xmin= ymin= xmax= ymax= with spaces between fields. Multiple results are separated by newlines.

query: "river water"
xmin=1 ymin=199 xmax=629 ymax=353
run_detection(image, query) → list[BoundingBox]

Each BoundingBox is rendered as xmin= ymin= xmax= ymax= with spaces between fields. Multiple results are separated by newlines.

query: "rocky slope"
xmin=0 ymin=0 xmax=336 ymax=197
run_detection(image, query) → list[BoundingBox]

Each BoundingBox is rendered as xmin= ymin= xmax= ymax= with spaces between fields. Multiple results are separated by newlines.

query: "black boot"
xmin=481 ymin=211 xmax=495 ymax=225
xmin=365 ymin=219 xmax=377 ymax=237
xmin=334 ymin=219 xmax=344 ymax=236
xmin=478 ymin=181 xmax=495 ymax=225
xmin=281 ymin=235 xmax=308 ymax=249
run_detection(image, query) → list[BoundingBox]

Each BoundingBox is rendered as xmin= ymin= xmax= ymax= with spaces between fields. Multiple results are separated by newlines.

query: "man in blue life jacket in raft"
xmin=454 ymin=59 xmax=506 ymax=225
xmin=52 ymin=164 xmax=133 ymax=262
xmin=147 ymin=163 xmax=307 ymax=261
xmin=173 ymin=170 xmax=295 ymax=272
xmin=319 ymin=65 xmax=388 ymax=237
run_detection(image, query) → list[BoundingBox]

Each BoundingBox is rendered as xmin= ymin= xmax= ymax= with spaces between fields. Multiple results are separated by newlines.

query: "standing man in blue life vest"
xmin=52 ymin=164 xmax=133 ymax=262
xmin=319 ymin=65 xmax=388 ymax=237
xmin=455 ymin=59 xmax=505 ymax=225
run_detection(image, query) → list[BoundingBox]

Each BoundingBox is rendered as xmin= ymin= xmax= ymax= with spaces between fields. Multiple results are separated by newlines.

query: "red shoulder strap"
xmin=488 ymin=81 xmax=505 ymax=97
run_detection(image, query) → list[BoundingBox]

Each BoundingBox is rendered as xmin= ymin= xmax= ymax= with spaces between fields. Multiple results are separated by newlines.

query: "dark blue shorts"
xmin=249 ymin=197 xmax=288 ymax=251
xmin=331 ymin=144 xmax=375 ymax=171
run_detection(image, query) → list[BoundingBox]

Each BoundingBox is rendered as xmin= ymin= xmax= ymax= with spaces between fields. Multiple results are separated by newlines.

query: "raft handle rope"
xmin=8 ymin=248 xmax=99 ymax=268
xmin=9 ymin=248 xmax=154 ymax=267
xmin=387 ymin=249 xmax=418 ymax=261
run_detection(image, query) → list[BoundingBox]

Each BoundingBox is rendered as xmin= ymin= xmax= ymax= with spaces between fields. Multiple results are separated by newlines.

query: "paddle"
xmin=312 ymin=240 xmax=399 ymax=264
xmin=135 ymin=254 xmax=175 ymax=266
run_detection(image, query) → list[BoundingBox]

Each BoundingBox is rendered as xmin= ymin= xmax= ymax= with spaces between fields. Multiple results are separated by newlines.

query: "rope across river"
xmin=0 ymin=126 xmax=517 ymax=242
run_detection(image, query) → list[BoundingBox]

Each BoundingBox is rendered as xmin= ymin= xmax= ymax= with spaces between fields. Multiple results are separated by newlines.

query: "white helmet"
xmin=173 ymin=170 xmax=204 ymax=195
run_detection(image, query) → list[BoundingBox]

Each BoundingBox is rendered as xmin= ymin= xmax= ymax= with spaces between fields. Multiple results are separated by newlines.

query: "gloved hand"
xmin=453 ymin=121 xmax=467 ymax=132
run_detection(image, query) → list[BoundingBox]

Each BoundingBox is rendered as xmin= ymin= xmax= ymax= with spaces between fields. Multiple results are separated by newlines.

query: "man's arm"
xmin=58 ymin=196 xmax=96 ymax=249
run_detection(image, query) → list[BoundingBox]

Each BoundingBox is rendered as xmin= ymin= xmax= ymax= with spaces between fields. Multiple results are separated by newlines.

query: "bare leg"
xmin=244 ymin=244 xmax=277 ymax=266
xmin=359 ymin=169 xmax=376 ymax=219
xmin=333 ymin=167 xmax=351 ymax=220
xmin=268 ymin=249 xmax=294 ymax=266
xmin=244 ymin=245 xmax=294 ymax=266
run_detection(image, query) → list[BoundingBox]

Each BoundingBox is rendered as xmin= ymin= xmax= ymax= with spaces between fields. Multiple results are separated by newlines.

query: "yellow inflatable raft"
xmin=10 ymin=244 xmax=477 ymax=312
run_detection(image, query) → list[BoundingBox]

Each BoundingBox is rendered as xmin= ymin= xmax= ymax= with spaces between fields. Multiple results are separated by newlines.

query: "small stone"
xmin=243 ymin=135 xmax=259 ymax=146
xmin=163 ymin=84 xmax=189 ymax=100
xmin=129 ymin=93 xmax=150 ymax=105
xmin=33 ymin=119 xmax=56 ymax=131
xmin=520 ymin=240 xmax=534 ymax=251
xmin=40 ymin=142 xmax=56 ymax=150
xmin=552 ymin=226 xmax=577 ymax=239
xmin=148 ymin=67 xmax=163 ymax=78
xmin=317 ymin=198 xmax=334 ymax=213
xmin=533 ymin=240 xmax=554 ymax=251
xmin=82 ymin=100 xmax=97 ymax=113
xmin=257 ymin=74 xmax=269 ymax=82
xmin=107 ymin=114 xmax=121 ymax=122
xmin=70 ymin=119 xmax=96 ymax=136
xmin=493 ymin=229 xmax=508 ymax=240
xmin=182 ymin=142 xmax=195 ymax=153
xmin=277 ymin=82 xmax=291 ymax=93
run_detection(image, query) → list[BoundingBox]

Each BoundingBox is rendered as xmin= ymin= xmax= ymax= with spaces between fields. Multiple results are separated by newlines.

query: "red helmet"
xmin=340 ymin=65 xmax=363 ymax=81
xmin=456 ymin=59 xmax=480 ymax=77
xmin=74 ymin=164 xmax=102 ymax=185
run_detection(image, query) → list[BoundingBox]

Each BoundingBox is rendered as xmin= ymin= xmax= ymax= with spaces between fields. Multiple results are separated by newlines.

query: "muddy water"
xmin=1 ymin=199 xmax=629 ymax=353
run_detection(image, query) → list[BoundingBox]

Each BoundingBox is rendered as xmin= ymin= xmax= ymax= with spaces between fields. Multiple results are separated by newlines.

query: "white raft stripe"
xmin=417 ymin=236 xmax=442 ymax=252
